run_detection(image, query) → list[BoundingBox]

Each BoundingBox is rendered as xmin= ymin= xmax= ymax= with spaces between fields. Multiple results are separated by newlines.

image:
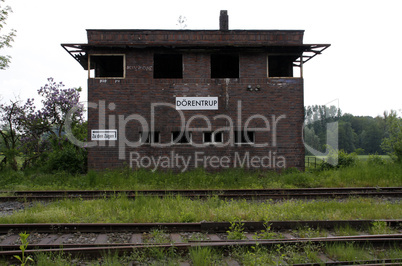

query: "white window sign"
xmin=91 ymin=130 xmax=117 ymax=140
xmin=176 ymin=97 xmax=218 ymax=110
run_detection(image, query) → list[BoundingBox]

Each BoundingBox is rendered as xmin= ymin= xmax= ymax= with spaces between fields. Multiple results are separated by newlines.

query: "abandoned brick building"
xmin=62 ymin=10 xmax=329 ymax=171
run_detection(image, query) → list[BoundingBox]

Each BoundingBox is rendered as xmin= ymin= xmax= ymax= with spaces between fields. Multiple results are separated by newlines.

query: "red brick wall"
xmin=86 ymin=31 xmax=305 ymax=172
xmin=86 ymin=30 xmax=304 ymax=46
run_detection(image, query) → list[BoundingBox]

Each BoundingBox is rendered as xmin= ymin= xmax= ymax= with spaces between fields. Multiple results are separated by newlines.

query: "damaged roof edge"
xmin=61 ymin=43 xmax=330 ymax=70
xmin=85 ymin=29 xmax=306 ymax=32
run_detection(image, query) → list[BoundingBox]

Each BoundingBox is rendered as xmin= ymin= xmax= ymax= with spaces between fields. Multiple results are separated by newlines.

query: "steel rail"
xmin=0 ymin=235 xmax=401 ymax=258
xmin=0 ymin=234 xmax=401 ymax=250
xmin=1 ymin=187 xmax=401 ymax=201
xmin=6 ymin=187 xmax=402 ymax=194
xmin=2 ymin=233 xmax=400 ymax=251
xmin=293 ymin=258 xmax=402 ymax=266
xmin=0 ymin=219 xmax=400 ymax=234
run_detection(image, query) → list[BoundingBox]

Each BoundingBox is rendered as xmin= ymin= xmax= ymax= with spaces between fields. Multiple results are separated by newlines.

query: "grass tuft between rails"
xmin=0 ymin=195 xmax=400 ymax=223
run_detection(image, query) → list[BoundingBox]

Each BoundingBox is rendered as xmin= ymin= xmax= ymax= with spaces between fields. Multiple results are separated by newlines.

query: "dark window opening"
xmin=91 ymin=55 xmax=124 ymax=78
xmin=204 ymin=132 xmax=212 ymax=143
xmin=211 ymin=54 xmax=239 ymax=78
xmin=154 ymin=54 xmax=183 ymax=78
xmin=215 ymin=132 xmax=223 ymax=143
xmin=140 ymin=131 xmax=160 ymax=144
xmin=172 ymin=131 xmax=191 ymax=144
xmin=268 ymin=56 xmax=294 ymax=77
xmin=203 ymin=131 xmax=224 ymax=144
xmin=234 ymin=131 xmax=255 ymax=144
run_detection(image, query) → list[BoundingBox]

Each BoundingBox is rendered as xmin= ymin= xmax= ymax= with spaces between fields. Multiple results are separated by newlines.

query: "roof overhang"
xmin=61 ymin=43 xmax=330 ymax=70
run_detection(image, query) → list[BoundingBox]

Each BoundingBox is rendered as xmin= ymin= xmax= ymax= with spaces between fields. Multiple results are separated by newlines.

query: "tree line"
xmin=304 ymin=105 xmax=402 ymax=161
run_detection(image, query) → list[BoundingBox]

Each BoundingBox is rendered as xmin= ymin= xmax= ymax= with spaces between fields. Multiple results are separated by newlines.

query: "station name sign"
xmin=176 ymin=97 xmax=218 ymax=110
xmin=91 ymin=129 xmax=117 ymax=140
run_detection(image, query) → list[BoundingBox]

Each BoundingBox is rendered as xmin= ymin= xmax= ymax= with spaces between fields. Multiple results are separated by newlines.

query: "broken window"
xmin=211 ymin=54 xmax=239 ymax=78
xmin=140 ymin=131 xmax=160 ymax=144
xmin=154 ymin=54 xmax=183 ymax=78
xmin=90 ymin=55 xmax=125 ymax=78
xmin=268 ymin=56 xmax=295 ymax=77
xmin=203 ymin=131 xmax=224 ymax=144
xmin=234 ymin=131 xmax=255 ymax=144
xmin=171 ymin=131 xmax=192 ymax=144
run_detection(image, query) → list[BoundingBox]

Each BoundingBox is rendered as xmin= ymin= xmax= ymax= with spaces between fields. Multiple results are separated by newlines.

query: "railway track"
xmin=1 ymin=187 xmax=401 ymax=201
xmin=0 ymin=220 xmax=401 ymax=264
xmin=0 ymin=189 xmax=400 ymax=264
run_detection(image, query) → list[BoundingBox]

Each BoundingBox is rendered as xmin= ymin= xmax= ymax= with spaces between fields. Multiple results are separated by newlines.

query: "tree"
xmin=338 ymin=121 xmax=356 ymax=153
xmin=381 ymin=110 xmax=402 ymax=162
xmin=304 ymin=105 xmax=341 ymax=153
xmin=18 ymin=78 xmax=85 ymax=168
xmin=0 ymin=78 xmax=86 ymax=172
xmin=0 ymin=0 xmax=16 ymax=69
xmin=303 ymin=126 xmax=321 ymax=154
xmin=0 ymin=100 xmax=22 ymax=170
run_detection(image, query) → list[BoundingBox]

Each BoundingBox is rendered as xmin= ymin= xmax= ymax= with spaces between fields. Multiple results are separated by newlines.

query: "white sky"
xmin=0 ymin=0 xmax=401 ymax=117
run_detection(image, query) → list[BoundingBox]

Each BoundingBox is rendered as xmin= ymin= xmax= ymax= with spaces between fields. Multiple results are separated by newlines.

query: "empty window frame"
xmin=171 ymin=131 xmax=192 ymax=144
xmin=211 ymin=54 xmax=239 ymax=78
xmin=89 ymin=54 xmax=125 ymax=78
xmin=203 ymin=131 xmax=224 ymax=144
xmin=139 ymin=131 xmax=160 ymax=144
xmin=154 ymin=54 xmax=183 ymax=78
xmin=268 ymin=56 xmax=295 ymax=77
xmin=234 ymin=131 xmax=255 ymax=144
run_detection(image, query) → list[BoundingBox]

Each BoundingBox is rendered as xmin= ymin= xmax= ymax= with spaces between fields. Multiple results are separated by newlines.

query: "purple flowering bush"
xmin=1 ymin=78 xmax=87 ymax=173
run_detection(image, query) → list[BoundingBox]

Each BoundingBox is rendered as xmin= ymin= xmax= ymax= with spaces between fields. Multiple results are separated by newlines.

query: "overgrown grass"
xmin=324 ymin=242 xmax=402 ymax=263
xmin=369 ymin=221 xmax=396 ymax=235
xmin=334 ymin=224 xmax=360 ymax=236
xmin=32 ymin=249 xmax=181 ymax=265
xmin=233 ymin=243 xmax=323 ymax=265
xmin=326 ymin=242 xmax=376 ymax=261
xmin=0 ymin=160 xmax=401 ymax=191
xmin=189 ymin=247 xmax=222 ymax=266
xmin=2 ymin=243 xmax=399 ymax=266
xmin=0 ymin=195 xmax=400 ymax=224
xmin=294 ymin=226 xmax=328 ymax=238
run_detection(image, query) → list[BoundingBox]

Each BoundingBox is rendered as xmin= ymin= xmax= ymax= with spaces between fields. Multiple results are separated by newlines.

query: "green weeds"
xmin=189 ymin=247 xmax=221 ymax=266
xmin=226 ymin=221 xmax=246 ymax=240
xmin=233 ymin=243 xmax=323 ymax=265
xmin=295 ymin=226 xmax=327 ymax=238
xmin=369 ymin=221 xmax=395 ymax=235
xmin=14 ymin=232 xmax=34 ymax=266
xmin=253 ymin=222 xmax=280 ymax=240
xmin=144 ymin=228 xmax=171 ymax=244
xmin=1 ymin=160 xmax=401 ymax=191
xmin=131 ymin=246 xmax=178 ymax=265
xmin=325 ymin=242 xmax=375 ymax=261
xmin=34 ymin=252 xmax=73 ymax=266
xmin=334 ymin=224 xmax=360 ymax=236
xmin=7 ymin=242 xmax=402 ymax=265
xmin=0 ymin=196 xmax=400 ymax=224
xmin=185 ymin=232 xmax=209 ymax=242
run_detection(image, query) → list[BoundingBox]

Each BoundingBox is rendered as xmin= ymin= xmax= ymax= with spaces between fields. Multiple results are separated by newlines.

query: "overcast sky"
xmin=0 ymin=0 xmax=401 ymax=117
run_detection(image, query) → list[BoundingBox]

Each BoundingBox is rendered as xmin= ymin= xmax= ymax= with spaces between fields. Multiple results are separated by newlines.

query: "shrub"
xmin=381 ymin=111 xmax=402 ymax=162
xmin=320 ymin=150 xmax=357 ymax=170
xmin=367 ymin=153 xmax=386 ymax=165
xmin=43 ymin=144 xmax=87 ymax=174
